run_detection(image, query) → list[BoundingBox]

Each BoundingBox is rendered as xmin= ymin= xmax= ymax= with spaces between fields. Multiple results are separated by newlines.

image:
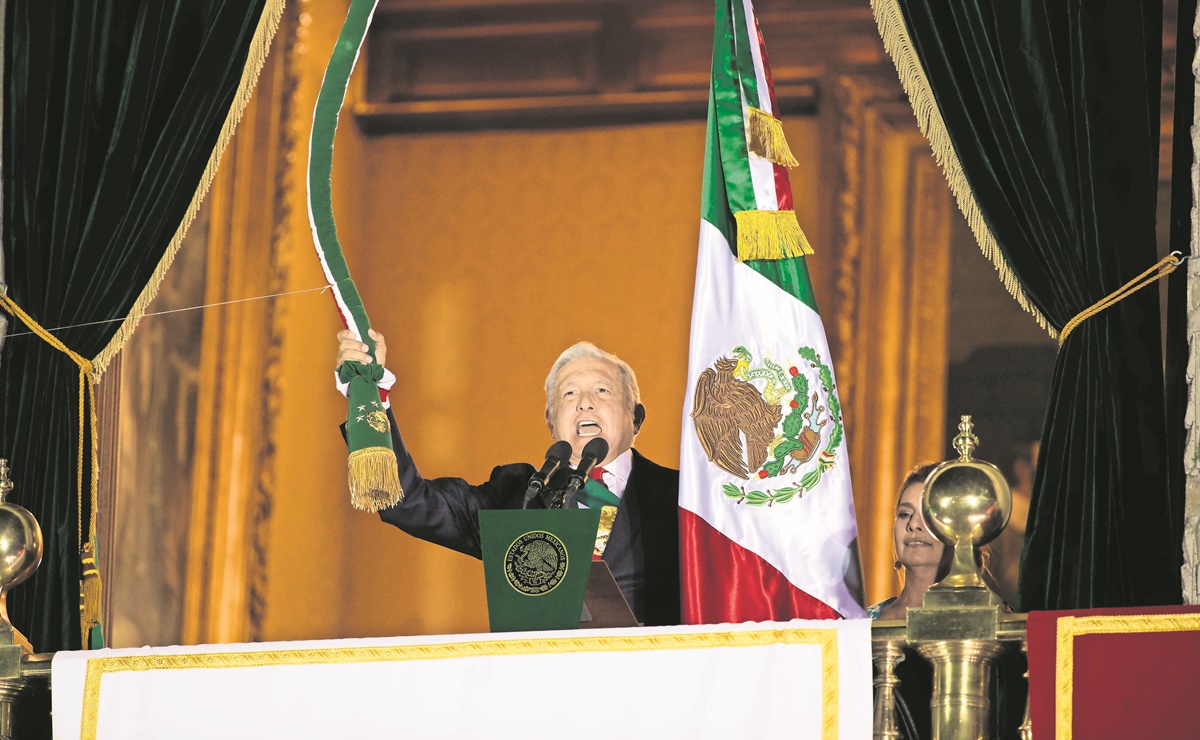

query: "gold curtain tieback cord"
xmin=0 ymin=290 xmax=101 ymax=644
xmin=1058 ymin=251 xmax=1184 ymax=346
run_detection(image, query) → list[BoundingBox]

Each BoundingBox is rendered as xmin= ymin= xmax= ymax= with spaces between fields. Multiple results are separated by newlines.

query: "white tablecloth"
xmin=52 ymin=619 xmax=872 ymax=740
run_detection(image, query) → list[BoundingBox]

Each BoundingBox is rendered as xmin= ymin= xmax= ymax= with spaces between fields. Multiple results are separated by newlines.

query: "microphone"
xmin=550 ymin=438 xmax=609 ymax=509
xmin=523 ymin=440 xmax=573 ymax=508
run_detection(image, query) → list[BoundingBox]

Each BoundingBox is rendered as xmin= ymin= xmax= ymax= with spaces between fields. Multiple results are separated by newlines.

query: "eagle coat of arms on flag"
xmin=692 ymin=346 xmax=843 ymax=506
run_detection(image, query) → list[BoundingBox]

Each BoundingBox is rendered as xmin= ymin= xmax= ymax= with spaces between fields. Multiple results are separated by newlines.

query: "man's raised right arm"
xmin=334 ymin=329 xmax=526 ymax=559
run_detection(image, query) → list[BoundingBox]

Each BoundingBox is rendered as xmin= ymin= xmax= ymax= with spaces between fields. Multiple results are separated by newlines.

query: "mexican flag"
xmin=680 ymin=0 xmax=865 ymax=623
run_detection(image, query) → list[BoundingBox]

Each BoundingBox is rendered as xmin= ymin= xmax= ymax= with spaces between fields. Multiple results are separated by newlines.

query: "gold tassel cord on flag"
xmin=0 ymin=291 xmax=101 ymax=646
xmin=734 ymin=209 xmax=815 ymax=261
xmin=91 ymin=0 xmax=287 ymax=379
xmin=347 ymin=446 xmax=404 ymax=512
xmin=870 ymin=0 xmax=1055 ymax=338
xmin=747 ymin=107 xmax=800 ymax=168
xmin=1057 ymin=252 xmax=1183 ymax=347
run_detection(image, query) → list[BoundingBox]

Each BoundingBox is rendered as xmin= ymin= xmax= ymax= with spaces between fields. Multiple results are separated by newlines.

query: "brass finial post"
xmin=0 ymin=459 xmax=45 ymax=740
xmin=871 ymin=639 xmax=906 ymax=739
xmin=921 ymin=416 xmax=1011 ymax=592
xmin=0 ymin=462 xmax=40 ymax=634
xmin=952 ymin=415 xmax=978 ymax=462
xmin=905 ymin=419 xmax=1016 ymax=740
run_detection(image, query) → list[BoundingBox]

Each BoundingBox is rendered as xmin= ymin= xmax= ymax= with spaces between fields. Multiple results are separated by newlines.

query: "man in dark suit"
xmin=335 ymin=330 xmax=680 ymax=626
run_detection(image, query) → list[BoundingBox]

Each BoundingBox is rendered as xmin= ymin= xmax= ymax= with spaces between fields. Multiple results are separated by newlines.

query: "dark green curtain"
xmin=0 ymin=0 xmax=270 ymax=654
xmin=893 ymin=1 xmax=1181 ymax=610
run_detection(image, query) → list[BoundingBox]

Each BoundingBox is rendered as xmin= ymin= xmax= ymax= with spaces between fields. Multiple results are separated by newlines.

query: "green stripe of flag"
xmin=700 ymin=3 xmax=820 ymax=315
xmin=710 ymin=0 xmax=757 ymax=215
xmin=744 ymin=257 xmax=820 ymax=314
xmin=729 ymin=0 xmax=761 ymax=110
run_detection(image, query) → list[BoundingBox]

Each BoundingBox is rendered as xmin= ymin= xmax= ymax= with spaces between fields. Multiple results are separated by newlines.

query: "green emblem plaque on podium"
xmin=479 ymin=509 xmax=602 ymax=633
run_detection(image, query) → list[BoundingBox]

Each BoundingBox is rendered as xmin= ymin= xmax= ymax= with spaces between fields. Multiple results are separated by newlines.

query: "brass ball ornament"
xmin=920 ymin=417 xmax=1012 ymax=589
xmin=0 ymin=460 xmax=43 ymax=625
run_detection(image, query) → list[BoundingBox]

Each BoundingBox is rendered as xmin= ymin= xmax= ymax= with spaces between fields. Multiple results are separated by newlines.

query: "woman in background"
xmin=868 ymin=462 xmax=1023 ymax=740
xmin=868 ymin=462 xmax=953 ymax=620
xmin=866 ymin=462 xmax=949 ymax=740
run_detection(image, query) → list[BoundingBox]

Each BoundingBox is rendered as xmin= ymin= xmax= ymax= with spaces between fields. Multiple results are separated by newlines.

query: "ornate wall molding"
xmin=829 ymin=71 xmax=953 ymax=605
xmin=353 ymin=0 xmax=888 ymax=133
xmin=177 ymin=5 xmax=300 ymax=645
xmin=248 ymin=0 xmax=303 ymax=642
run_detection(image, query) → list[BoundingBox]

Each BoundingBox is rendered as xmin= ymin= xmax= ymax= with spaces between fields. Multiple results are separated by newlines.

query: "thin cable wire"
xmin=2 ymin=285 xmax=330 ymax=338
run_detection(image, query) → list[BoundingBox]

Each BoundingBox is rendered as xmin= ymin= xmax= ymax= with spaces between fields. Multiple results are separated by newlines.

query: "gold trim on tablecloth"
xmin=81 ymin=627 xmax=841 ymax=739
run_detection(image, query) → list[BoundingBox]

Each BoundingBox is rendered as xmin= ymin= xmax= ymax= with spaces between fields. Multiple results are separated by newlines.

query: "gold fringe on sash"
xmin=348 ymin=447 xmax=404 ymax=512
xmin=734 ymin=209 xmax=815 ymax=261
xmin=870 ymin=0 xmax=1054 ymax=337
xmin=747 ymin=107 xmax=800 ymax=168
xmin=92 ymin=0 xmax=289 ymax=377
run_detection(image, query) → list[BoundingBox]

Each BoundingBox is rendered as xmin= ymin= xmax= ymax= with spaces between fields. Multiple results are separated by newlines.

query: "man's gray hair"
xmin=544 ymin=342 xmax=641 ymax=414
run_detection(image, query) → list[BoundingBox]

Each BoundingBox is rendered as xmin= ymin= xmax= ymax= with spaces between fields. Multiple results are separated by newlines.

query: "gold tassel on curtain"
xmin=79 ymin=542 xmax=102 ymax=643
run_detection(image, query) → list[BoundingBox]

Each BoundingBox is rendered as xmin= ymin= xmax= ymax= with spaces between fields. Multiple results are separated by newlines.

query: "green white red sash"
xmin=308 ymin=0 xmax=401 ymax=511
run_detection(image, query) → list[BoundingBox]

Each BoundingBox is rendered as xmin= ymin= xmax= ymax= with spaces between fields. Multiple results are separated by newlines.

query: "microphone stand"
xmin=523 ymin=441 xmax=572 ymax=509
xmin=547 ymin=438 xmax=608 ymax=509
xmin=547 ymin=476 xmax=584 ymax=510
xmin=522 ymin=479 xmax=547 ymax=510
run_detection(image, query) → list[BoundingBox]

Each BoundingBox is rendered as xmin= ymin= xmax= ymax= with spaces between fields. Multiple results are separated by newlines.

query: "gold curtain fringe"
xmin=747 ymin=107 xmax=800 ymax=168
xmin=91 ymin=0 xmax=288 ymax=378
xmin=3 ymin=1 xmax=286 ymax=647
xmin=348 ymin=447 xmax=404 ymax=512
xmin=870 ymin=0 xmax=1055 ymax=338
xmin=734 ymin=209 xmax=815 ymax=261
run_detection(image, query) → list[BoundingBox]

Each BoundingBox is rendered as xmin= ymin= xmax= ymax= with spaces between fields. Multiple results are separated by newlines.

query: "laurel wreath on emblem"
xmin=691 ymin=345 xmax=844 ymax=507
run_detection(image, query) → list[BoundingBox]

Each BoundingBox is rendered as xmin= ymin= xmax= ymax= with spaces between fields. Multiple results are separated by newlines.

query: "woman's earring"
xmin=893 ymin=560 xmax=901 ymax=570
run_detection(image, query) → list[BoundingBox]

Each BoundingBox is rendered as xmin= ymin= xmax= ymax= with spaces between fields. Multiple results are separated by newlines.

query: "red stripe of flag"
xmin=680 ymin=508 xmax=843 ymax=623
xmin=751 ymin=13 xmax=794 ymax=212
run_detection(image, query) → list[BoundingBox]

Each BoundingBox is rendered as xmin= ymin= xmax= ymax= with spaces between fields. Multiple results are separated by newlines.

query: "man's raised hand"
xmin=335 ymin=328 xmax=387 ymax=369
